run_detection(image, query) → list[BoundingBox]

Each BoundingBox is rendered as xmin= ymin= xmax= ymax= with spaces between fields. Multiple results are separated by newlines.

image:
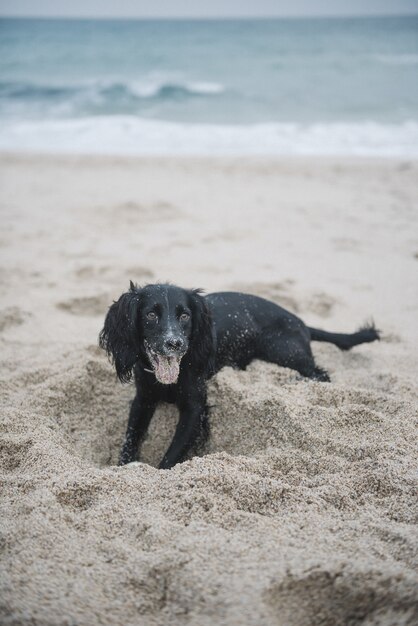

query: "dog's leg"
xmin=259 ymin=333 xmax=330 ymax=382
xmin=159 ymin=385 xmax=208 ymax=469
xmin=195 ymin=409 xmax=210 ymax=454
xmin=119 ymin=394 xmax=157 ymax=465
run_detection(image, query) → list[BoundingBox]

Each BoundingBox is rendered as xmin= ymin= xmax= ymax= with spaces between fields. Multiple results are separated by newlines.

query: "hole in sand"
xmin=265 ymin=568 xmax=418 ymax=626
xmin=0 ymin=306 xmax=29 ymax=332
xmin=52 ymin=357 xmax=299 ymax=469
xmin=0 ymin=435 xmax=33 ymax=471
xmin=56 ymin=294 xmax=113 ymax=317
xmin=51 ymin=356 xmax=196 ymax=468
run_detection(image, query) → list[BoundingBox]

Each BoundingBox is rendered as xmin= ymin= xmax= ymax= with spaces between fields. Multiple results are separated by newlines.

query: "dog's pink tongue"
xmin=155 ymin=356 xmax=180 ymax=385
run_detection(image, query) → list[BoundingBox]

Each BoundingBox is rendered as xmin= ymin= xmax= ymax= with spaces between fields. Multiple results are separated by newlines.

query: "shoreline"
xmin=1 ymin=118 xmax=417 ymax=159
xmin=3 ymin=150 xmax=418 ymax=161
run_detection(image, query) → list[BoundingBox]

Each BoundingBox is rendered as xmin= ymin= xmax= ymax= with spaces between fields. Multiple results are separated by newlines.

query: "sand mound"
xmin=2 ymin=342 xmax=417 ymax=625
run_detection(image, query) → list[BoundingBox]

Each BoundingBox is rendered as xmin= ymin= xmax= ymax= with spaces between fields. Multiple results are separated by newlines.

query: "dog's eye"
xmin=179 ymin=312 xmax=190 ymax=322
xmin=146 ymin=311 xmax=157 ymax=321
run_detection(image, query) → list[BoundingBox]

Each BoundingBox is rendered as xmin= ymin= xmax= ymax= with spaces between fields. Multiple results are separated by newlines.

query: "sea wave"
xmin=0 ymin=78 xmax=226 ymax=105
xmin=1 ymin=116 xmax=417 ymax=156
xmin=128 ymin=80 xmax=225 ymax=98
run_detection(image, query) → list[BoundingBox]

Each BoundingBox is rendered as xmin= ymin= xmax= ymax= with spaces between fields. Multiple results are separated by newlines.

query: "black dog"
xmin=99 ymin=282 xmax=379 ymax=469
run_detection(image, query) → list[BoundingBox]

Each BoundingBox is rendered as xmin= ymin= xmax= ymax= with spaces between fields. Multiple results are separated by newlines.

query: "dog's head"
xmin=99 ymin=282 xmax=214 ymax=385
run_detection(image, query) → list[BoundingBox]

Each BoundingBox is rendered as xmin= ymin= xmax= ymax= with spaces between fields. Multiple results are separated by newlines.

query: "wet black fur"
xmin=99 ymin=283 xmax=380 ymax=469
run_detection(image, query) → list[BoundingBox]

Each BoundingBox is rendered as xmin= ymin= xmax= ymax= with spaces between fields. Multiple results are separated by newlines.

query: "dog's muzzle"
xmin=144 ymin=343 xmax=184 ymax=384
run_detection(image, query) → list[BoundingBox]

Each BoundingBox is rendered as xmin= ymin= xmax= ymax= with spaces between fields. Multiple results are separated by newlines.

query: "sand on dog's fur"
xmin=1 ymin=155 xmax=418 ymax=626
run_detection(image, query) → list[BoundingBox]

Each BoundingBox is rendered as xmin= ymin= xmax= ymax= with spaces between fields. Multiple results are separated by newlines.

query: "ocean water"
xmin=0 ymin=16 xmax=417 ymax=155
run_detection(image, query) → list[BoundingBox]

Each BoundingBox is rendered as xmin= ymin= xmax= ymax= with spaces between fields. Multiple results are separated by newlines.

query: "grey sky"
xmin=1 ymin=0 xmax=418 ymax=18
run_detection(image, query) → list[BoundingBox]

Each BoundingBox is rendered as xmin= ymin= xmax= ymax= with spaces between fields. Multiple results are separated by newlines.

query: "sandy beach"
xmin=1 ymin=154 xmax=417 ymax=625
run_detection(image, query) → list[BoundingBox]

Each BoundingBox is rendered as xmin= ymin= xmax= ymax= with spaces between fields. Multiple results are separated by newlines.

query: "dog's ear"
xmin=99 ymin=283 xmax=141 ymax=383
xmin=188 ymin=289 xmax=215 ymax=376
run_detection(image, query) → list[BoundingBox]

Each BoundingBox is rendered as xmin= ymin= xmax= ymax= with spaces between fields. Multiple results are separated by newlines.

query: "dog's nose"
xmin=165 ymin=337 xmax=183 ymax=351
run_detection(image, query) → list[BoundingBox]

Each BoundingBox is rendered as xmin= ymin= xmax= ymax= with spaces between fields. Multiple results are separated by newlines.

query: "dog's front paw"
xmin=158 ymin=456 xmax=175 ymax=470
xmin=312 ymin=367 xmax=331 ymax=382
xmin=118 ymin=447 xmax=137 ymax=466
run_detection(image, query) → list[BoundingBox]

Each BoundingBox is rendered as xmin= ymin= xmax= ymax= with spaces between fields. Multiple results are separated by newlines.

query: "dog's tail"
xmin=308 ymin=322 xmax=380 ymax=351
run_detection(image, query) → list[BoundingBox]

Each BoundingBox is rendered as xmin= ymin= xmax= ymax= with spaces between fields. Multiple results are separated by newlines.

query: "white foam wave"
xmin=186 ymin=82 xmax=225 ymax=95
xmin=1 ymin=117 xmax=417 ymax=157
xmin=0 ymin=77 xmax=226 ymax=105
xmin=101 ymin=78 xmax=225 ymax=99
xmin=129 ymin=79 xmax=225 ymax=98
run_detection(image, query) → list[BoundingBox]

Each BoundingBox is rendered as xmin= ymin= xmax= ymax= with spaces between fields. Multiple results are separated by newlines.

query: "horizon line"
xmin=1 ymin=12 xmax=418 ymax=21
